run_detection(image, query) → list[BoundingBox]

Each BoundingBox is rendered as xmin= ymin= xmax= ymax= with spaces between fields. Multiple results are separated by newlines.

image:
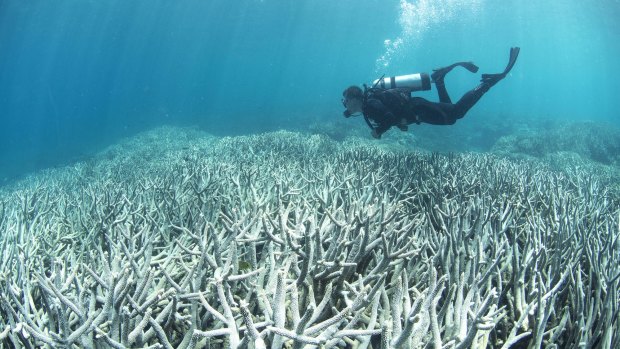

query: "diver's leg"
xmin=410 ymin=98 xmax=458 ymax=125
xmin=431 ymin=61 xmax=479 ymax=103
xmin=452 ymin=79 xmax=502 ymax=119
xmin=452 ymin=47 xmax=520 ymax=119
xmin=434 ymin=79 xmax=452 ymax=104
xmin=451 ymin=88 xmax=486 ymax=119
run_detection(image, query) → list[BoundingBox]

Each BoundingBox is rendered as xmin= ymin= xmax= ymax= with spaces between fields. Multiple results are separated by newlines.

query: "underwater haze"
xmin=1 ymin=0 xmax=619 ymax=182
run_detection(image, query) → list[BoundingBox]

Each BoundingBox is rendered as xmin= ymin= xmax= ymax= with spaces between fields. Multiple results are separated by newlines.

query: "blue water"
xmin=1 ymin=0 xmax=618 ymax=182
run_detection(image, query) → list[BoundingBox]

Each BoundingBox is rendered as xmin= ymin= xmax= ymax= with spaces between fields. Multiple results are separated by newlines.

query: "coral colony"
xmin=1 ymin=128 xmax=619 ymax=348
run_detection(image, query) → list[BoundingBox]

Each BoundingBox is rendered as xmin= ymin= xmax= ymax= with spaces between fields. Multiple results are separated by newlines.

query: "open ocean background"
xmin=1 ymin=0 xmax=619 ymax=183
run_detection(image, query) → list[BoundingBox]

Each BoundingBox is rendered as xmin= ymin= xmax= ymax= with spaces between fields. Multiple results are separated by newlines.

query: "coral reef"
xmin=492 ymin=121 xmax=620 ymax=165
xmin=307 ymin=120 xmax=366 ymax=142
xmin=1 ymin=127 xmax=619 ymax=348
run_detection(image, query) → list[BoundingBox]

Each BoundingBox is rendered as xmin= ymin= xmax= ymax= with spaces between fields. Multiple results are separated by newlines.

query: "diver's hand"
xmin=371 ymin=129 xmax=381 ymax=139
xmin=398 ymin=118 xmax=408 ymax=131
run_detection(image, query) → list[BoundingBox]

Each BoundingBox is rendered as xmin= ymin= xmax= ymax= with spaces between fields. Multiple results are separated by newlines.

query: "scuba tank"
xmin=372 ymin=73 xmax=431 ymax=92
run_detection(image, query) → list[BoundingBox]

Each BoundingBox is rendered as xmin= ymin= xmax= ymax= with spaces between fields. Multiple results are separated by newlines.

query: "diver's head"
xmin=342 ymin=86 xmax=363 ymax=117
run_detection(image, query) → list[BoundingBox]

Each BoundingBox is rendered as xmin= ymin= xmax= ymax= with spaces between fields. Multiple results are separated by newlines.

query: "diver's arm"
xmin=366 ymin=99 xmax=399 ymax=138
xmin=373 ymin=117 xmax=393 ymax=139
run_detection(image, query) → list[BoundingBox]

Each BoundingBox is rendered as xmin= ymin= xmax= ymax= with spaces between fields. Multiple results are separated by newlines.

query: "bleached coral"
xmin=0 ymin=128 xmax=618 ymax=348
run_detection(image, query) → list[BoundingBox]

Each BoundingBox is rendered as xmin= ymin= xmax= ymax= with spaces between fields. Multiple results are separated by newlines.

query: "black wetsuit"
xmin=362 ymin=80 xmax=491 ymax=137
xmin=358 ymin=47 xmax=520 ymax=138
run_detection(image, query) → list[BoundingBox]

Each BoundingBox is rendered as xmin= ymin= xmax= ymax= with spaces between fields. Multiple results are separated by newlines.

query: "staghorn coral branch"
xmin=35 ymin=272 xmax=85 ymax=320
xmin=1 ymin=129 xmax=619 ymax=348
xmin=268 ymin=325 xmax=322 ymax=346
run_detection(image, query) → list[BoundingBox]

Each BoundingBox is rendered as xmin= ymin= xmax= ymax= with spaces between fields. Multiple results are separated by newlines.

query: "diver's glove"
xmin=398 ymin=118 xmax=408 ymax=131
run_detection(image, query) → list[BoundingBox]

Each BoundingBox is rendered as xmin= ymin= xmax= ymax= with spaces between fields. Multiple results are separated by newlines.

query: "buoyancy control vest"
xmin=359 ymin=87 xmax=411 ymax=130
xmin=359 ymin=72 xmax=432 ymax=129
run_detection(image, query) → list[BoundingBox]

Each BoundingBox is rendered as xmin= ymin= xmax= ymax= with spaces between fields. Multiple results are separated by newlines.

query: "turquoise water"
xmin=1 ymin=0 xmax=618 ymax=181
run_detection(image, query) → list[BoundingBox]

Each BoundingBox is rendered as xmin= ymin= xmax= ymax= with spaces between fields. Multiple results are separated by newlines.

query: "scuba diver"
xmin=342 ymin=47 xmax=520 ymax=139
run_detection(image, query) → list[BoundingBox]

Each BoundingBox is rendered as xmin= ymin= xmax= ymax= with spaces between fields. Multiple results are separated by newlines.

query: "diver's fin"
xmin=481 ymin=47 xmax=520 ymax=84
xmin=432 ymin=61 xmax=479 ymax=83
xmin=462 ymin=61 xmax=480 ymax=73
xmin=504 ymin=47 xmax=520 ymax=74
